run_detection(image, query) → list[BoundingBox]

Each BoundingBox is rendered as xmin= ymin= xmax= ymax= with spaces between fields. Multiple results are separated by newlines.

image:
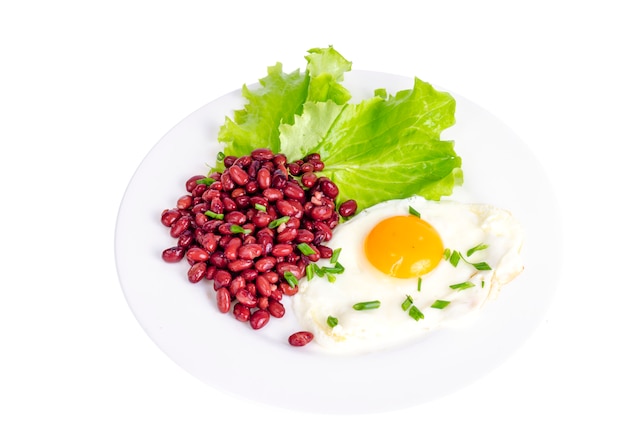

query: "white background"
xmin=1 ymin=1 xmax=623 ymax=444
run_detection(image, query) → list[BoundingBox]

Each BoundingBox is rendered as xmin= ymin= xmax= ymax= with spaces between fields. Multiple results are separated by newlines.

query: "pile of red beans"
xmin=160 ymin=148 xmax=357 ymax=344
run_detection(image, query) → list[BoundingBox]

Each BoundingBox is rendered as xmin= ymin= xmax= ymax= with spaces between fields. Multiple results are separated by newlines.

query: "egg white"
xmin=292 ymin=196 xmax=524 ymax=354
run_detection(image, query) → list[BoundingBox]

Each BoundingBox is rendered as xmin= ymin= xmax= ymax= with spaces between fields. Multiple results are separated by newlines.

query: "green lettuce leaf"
xmin=217 ymin=63 xmax=308 ymax=158
xmin=217 ymin=46 xmax=352 ymax=159
xmin=279 ymin=77 xmax=461 ymax=208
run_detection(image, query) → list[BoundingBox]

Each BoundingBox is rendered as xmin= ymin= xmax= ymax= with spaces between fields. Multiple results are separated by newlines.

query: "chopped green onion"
xmin=471 ymin=261 xmax=492 ymax=271
xmin=450 ymin=281 xmax=475 ymax=291
xmin=431 ymin=300 xmax=450 ymax=309
xmin=196 ymin=177 xmax=215 ymax=186
xmin=327 ymin=316 xmax=338 ymax=328
xmin=401 ymin=295 xmax=414 ymax=311
xmin=283 ymin=271 xmax=298 ymax=288
xmin=449 ymin=250 xmax=461 ymax=267
xmin=467 ymin=243 xmax=489 ymax=257
xmin=322 ymin=262 xmax=345 ymax=274
xmin=408 ymin=306 xmax=425 ymax=321
xmin=306 ymin=264 xmax=315 ymax=281
xmin=204 ymin=210 xmax=224 ymax=220
xmin=268 ymin=216 xmax=290 ymax=228
xmin=353 ymin=300 xmax=381 ymax=311
xmin=330 ymin=248 xmax=342 ymax=264
xmin=217 ymin=151 xmax=225 ymax=161
xmin=409 ymin=206 xmax=421 ymax=218
xmin=254 ymin=203 xmax=267 ymax=212
xmin=443 ymin=248 xmax=451 ymax=260
xmin=326 ymin=273 xmax=336 ymax=283
xmin=230 ymin=224 xmax=251 ymax=235
xmin=481 ymin=280 xmax=485 ymax=288
xmin=417 ymin=277 xmax=422 ymax=292
xmin=313 ymin=264 xmax=325 ymax=278
xmin=297 ymin=243 xmax=316 ymax=256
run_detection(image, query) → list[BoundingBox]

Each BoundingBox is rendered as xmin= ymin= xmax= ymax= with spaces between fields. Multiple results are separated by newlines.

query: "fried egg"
xmin=292 ymin=196 xmax=524 ymax=354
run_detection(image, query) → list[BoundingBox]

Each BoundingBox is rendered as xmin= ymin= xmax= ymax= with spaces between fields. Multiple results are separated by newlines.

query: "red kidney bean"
xmin=170 ymin=216 xmax=191 ymax=238
xmin=267 ymin=298 xmax=285 ymax=318
xmin=249 ymin=309 xmax=270 ymax=330
xmin=273 ymin=153 xmax=287 ymax=166
xmin=255 ymin=274 xmax=272 ymax=297
xmin=234 ymin=155 xmax=252 ymax=168
xmin=188 ymin=262 xmax=207 ymax=283
xmin=288 ymin=331 xmax=314 ymax=347
xmin=276 ymin=199 xmax=300 ymax=217
xmin=339 ymin=199 xmax=357 ymax=217
xmin=239 ymin=268 xmax=258 ymax=282
xmin=246 ymin=282 xmax=256 ymax=296
xmin=233 ymin=303 xmax=251 ymax=322
xmin=223 ymin=155 xmax=237 ymax=168
xmin=162 ymin=246 xmax=185 ymax=263
xmin=271 ymin=243 xmax=293 ymax=257
xmin=300 ymin=162 xmax=314 ymax=173
xmin=186 ymin=246 xmax=210 ymax=263
xmin=318 ymin=245 xmax=333 ymax=259
xmin=231 ymin=187 xmax=246 ymax=198
xmin=263 ymin=271 xmax=279 ymax=284
xmin=301 ymin=172 xmax=318 ymax=188
xmin=221 ymin=172 xmax=235 ymax=191
xmin=216 ymin=288 xmax=231 ymax=313
xmin=313 ymin=221 xmax=333 ymax=242
xmin=201 ymin=233 xmax=218 ymax=253
xmin=238 ymin=243 xmax=263 ymax=260
xmin=202 ymin=188 xmax=220 ymax=202
xmin=251 ymin=212 xmax=271 ymax=228
xmin=256 ymin=296 xmax=268 ymax=310
xmin=177 ymin=230 xmax=194 ymax=248
xmin=161 ymin=209 xmax=181 ymax=227
xmin=205 ymin=265 xmax=217 ymax=280
xmin=256 ymin=167 xmax=271 ymax=189
xmin=228 ymin=164 xmax=249 ymax=186
xmin=194 ymin=212 xmax=208 ymax=227
xmin=255 ymin=256 xmax=277 ymax=273
xmin=320 ymin=179 xmax=339 ymax=198
xmin=209 ymin=251 xmax=228 ymax=268
xmin=251 ymin=148 xmax=274 ymax=161
xmin=270 ymin=288 xmax=283 ymax=301
xmin=311 ymin=160 xmax=325 ymax=171
xmin=222 ymin=196 xmax=237 ymax=212
xmin=228 ymin=259 xmax=254 ymax=272
xmin=186 ymin=175 xmax=206 ymax=192
xmin=310 ymin=204 xmax=333 ymax=221
xmin=224 ymin=237 xmax=242 ymax=261
xmin=287 ymin=163 xmax=300 ymax=176
xmin=262 ymin=188 xmax=283 ymax=202
xmin=245 ymin=181 xmax=259 ymax=194
xmin=177 ymin=195 xmax=193 ymax=209
xmin=276 ymin=262 xmax=303 ymax=279
xmin=279 ymin=282 xmax=299 ymax=296
xmin=191 ymin=183 xmax=207 ymax=198
xmin=276 ymin=227 xmax=297 ymax=243
xmin=234 ymin=195 xmax=251 ymax=209
xmin=229 ymin=275 xmax=246 ymax=295
xmin=295 ymin=229 xmax=315 ymax=243
xmin=236 ymin=288 xmax=257 ymax=307
xmin=213 ymin=269 xmax=232 ymax=289
xmin=225 ymin=211 xmax=246 ymax=225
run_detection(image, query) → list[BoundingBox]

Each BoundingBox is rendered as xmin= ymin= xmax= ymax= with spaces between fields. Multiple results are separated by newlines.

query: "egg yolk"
xmin=364 ymin=215 xmax=444 ymax=278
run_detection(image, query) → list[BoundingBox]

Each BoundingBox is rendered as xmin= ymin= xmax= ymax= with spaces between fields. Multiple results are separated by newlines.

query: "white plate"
xmin=115 ymin=70 xmax=562 ymax=413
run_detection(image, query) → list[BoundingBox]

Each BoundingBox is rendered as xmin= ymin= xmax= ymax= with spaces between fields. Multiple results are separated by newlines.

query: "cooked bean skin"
xmin=160 ymin=151 xmax=357 ymax=340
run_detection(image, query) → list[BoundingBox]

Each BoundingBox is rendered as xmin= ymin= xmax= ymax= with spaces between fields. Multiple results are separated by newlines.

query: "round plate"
xmin=114 ymin=70 xmax=562 ymax=413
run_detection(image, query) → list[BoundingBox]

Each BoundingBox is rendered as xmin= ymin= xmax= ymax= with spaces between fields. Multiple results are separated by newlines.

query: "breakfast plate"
xmin=114 ymin=69 xmax=562 ymax=413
